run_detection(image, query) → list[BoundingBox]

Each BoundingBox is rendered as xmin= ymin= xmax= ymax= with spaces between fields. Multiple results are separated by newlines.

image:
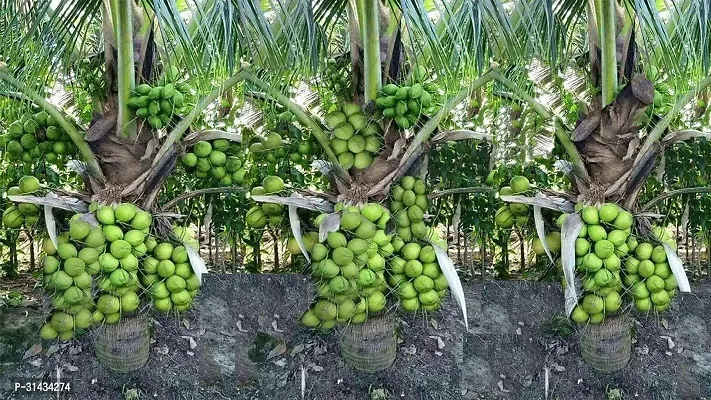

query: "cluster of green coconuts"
xmin=127 ymin=66 xmax=189 ymax=130
xmin=325 ymin=102 xmax=383 ymax=170
xmin=2 ymin=176 xmax=42 ymax=229
xmin=181 ymin=139 xmax=246 ymax=186
xmin=245 ymin=175 xmax=287 ymax=229
xmin=300 ymin=202 xmax=394 ymax=331
xmin=1 ymin=111 xmax=77 ymax=165
xmin=494 ymin=175 xmax=532 ymax=229
xmin=389 ymin=176 xmax=449 ymax=312
xmin=38 ymin=202 xmax=201 ymax=341
xmin=566 ymin=203 xmax=679 ymax=325
xmin=375 ymin=66 xmax=438 ymax=130
xmin=143 ymin=226 xmax=201 ymax=313
xmin=297 ymin=175 xmax=451 ymax=330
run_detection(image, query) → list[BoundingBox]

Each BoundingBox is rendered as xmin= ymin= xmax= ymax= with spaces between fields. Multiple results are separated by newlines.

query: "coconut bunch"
xmin=245 ymin=175 xmax=287 ymax=229
xmin=250 ymin=117 xmax=319 ymax=166
xmin=324 ymin=102 xmax=383 ymax=170
xmin=86 ymin=203 xmax=154 ymax=325
xmin=374 ymin=66 xmax=439 ymax=130
xmin=494 ymin=175 xmax=531 ymax=229
xmin=180 ymin=139 xmax=246 ymax=186
xmin=37 ymin=202 xmax=152 ymax=340
xmin=142 ymin=226 xmax=201 ymax=313
xmin=388 ymin=175 xmax=449 ymax=313
xmin=300 ymin=202 xmax=393 ymax=331
xmin=127 ymin=66 xmax=189 ymax=130
xmin=2 ymin=176 xmax=42 ymax=229
xmin=568 ymin=204 xmax=679 ymax=324
xmin=0 ymin=112 xmax=77 ymax=165
xmin=621 ymin=226 xmax=679 ymax=313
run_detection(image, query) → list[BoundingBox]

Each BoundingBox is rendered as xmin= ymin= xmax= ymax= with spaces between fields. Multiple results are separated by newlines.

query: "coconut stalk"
xmin=111 ymin=0 xmax=137 ymax=139
xmin=357 ymin=0 xmax=382 ymax=102
xmin=596 ymin=0 xmax=618 ymax=108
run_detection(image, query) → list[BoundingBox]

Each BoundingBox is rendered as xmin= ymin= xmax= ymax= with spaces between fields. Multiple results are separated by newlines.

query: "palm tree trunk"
xmin=596 ymin=0 xmax=618 ymax=107
xmin=357 ymin=0 xmax=382 ymax=102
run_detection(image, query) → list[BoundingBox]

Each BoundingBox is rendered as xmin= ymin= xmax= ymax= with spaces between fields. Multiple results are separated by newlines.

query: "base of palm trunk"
xmin=339 ymin=314 xmax=396 ymax=373
xmin=579 ymin=314 xmax=631 ymax=373
xmin=94 ymin=314 xmax=150 ymax=373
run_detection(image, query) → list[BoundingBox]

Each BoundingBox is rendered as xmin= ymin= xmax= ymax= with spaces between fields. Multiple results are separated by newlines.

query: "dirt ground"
xmin=0 ymin=274 xmax=710 ymax=400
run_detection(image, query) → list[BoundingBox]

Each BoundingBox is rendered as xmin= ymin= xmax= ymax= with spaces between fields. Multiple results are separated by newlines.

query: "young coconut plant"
xmin=0 ymin=0 xmax=319 ymax=341
xmin=494 ymin=2 xmax=709 ymax=324
xmin=233 ymin=1 xmax=538 ymax=334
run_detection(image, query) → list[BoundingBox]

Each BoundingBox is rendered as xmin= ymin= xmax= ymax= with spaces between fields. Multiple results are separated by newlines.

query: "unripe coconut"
xmin=651 ymin=290 xmax=670 ymax=306
xmin=346 ymin=238 xmax=369 ymax=256
xmin=509 ymin=175 xmax=530 ymax=194
xmin=354 ymin=219 xmax=377 ymax=239
xmin=84 ymin=228 xmax=106 ymax=248
xmin=581 ymin=294 xmax=604 ymax=314
xmin=418 ymin=290 xmax=439 ymax=306
xmin=631 ymin=281 xmax=650 ymax=299
xmin=401 ymin=243 xmax=422 ymax=261
xmin=372 ymin=230 xmax=390 ymax=247
xmin=603 ymin=255 xmax=621 ymax=271
xmin=494 ymin=206 xmax=515 ymax=228
xmin=320 ymin=260 xmax=340 ymax=279
xmin=157 ymin=260 xmax=176 ymax=278
xmin=357 ymin=269 xmax=377 ymax=287
xmin=151 ymin=282 xmax=171 ymax=299
xmin=532 ymin=238 xmax=545 ymax=256
xmin=300 ymin=310 xmax=321 ymax=328
xmin=57 ymin=243 xmax=78 ymax=260
xmin=193 ymin=141 xmax=212 ymax=157
xmin=401 ymin=190 xmax=416 ymax=207
xmin=589 ymin=313 xmax=605 ymax=324
xmin=651 ymin=246 xmax=667 ymax=263
xmin=109 ymin=240 xmax=131 ymax=259
xmin=401 ymin=176 xmax=416 ymax=190
xmin=546 ymin=232 xmax=562 ymax=253
xmin=613 ymin=211 xmax=634 ymax=230
xmin=570 ymin=306 xmax=589 ymax=324
xmin=594 ymin=240 xmax=614 ymax=259
xmin=263 ymin=176 xmax=285 ymax=194
xmin=583 ymin=253 xmax=603 ymax=272
xmin=310 ymin=243 xmax=329 ymax=262
xmin=340 ymin=212 xmax=362 ymax=231
xmin=99 ymin=253 xmax=119 ymax=273
xmin=574 ymin=238 xmax=590 ymax=256
xmin=332 ymin=247 xmax=354 ymax=266
xmin=581 ymin=206 xmax=599 ymax=225
xmin=433 ymin=274 xmax=449 ymax=291
xmin=637 ymin=260 xmax=655 ymax=278
xmin=50 ymin=312 xmax=74 ymax=333
xmin=64 ymin=257 xmax=86 ymax=277
xmin=401 ymin=297 xmax=420 ymax=312
xmin=654 ymin=263 xmax=671 ymax=279
xmin=314 ymin=300 xmax=338 ymax=320
xmin=69 ymin=220 xmax=91 ymax=240
xmin=154 ymin=298 xmax=172 ymax=312
xmin=120 ymin=255 xmax=139 ymax=271
xmin=422 ymin=263 xmax=441 ymax=279
xmin=587 ymin=225 xmax=607 ymax=242
xmin=154 ymin=243 xmax=175 ymax=261
xmin=39 ymin=323 xmax=59 ymax=340
xmin=114 ymin=203 xmax=137 ymax=223
xmin=246 ymin=206 xmax=268 ymax=228
xmin=103 ymin=225 xmax=124 ymax=242
xmin=509 ymin=203 xmax=529 ymax=215
xmin=598 ymin=203 xmax=619 ymax=223
xmin=174 ymin=263 xmax=193 ymax=279
xmin=361 ymin=203 xmax=384 ymax=222
xmin=367 ymin=254 xmax=385 ymax=271
xmin=43 ymin=256 xmax=60 ymax=275
xmin=404 ymin=260 xmax=423 ymax=278
xmin=634 ymin=243 xmax=653 ymax=260
xmin=98 ymin=294 xmax=121 ymax=315
xmin=367 ymin=291 xmax=386 ymax=312
xmin=327 ymin=231 xmax=347 ymax=248
xmin=110 ymin=268 xmax=131 ymax=287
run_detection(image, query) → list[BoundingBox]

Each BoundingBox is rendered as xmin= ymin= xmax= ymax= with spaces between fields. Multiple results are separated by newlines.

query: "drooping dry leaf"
xmin=533 ymin=192 xmax=554 ymax=264
xmin=288 ymin=194 xmax=310 ymax=262
xmin=267 ymin=342 xmax=287 ymax=360
xmin=431 ymin=243 xmax=468 ymax=331
xmin=663 ymin=244 xmax=691 ymax=292
xmin=561 ymin=213 xmax=584 ymax=317
xmin=318 ymin=213 xmax=341 ymax=243
xmin=499 ymin=194 xmax=575 ymax=213
xmin=8 ymin=195 xmax=87 ymax=213
xmin=252 ymin=195 xmax=333 ymax=213
xmin=44 ymin=196 xmax=58 ymax=250
xmin=184 ymin=244 xmax=208 ymax=284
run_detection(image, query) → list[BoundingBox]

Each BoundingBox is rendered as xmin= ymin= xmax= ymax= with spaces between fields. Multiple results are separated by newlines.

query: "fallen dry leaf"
xmin=272 ymin=320 xmax=284 ymax=333
xmin=236 ymin=321 xmax=247 ymax=332
xmin=497 ymin=380 xmax=510 ymax=393
xmin=23 ymin=344 xmax=42 ymax=360
xmin=267 ymin=342 xmax=287 ymax=360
